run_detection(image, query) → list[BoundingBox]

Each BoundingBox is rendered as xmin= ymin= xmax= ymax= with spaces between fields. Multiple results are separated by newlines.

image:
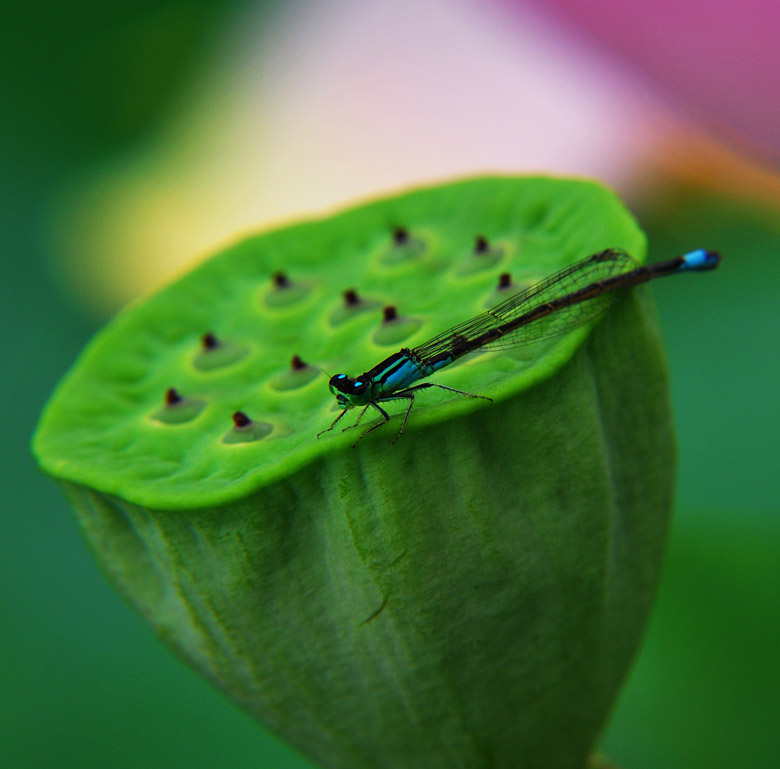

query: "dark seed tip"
xmin=474 ymin=235 xmax=490 ymax=254
xmin=392 ymin=227 xmax=409 ymax=246
xmin=165 ymin=387 xmax=182 ymax=406
xmin=291 ymin=354 xmax=307 ymax=370
xmin=498 ymin=272 xmax=512 ymax=289
xmin=343 ymin=288 xmax=360 ymax=306
xmin=202 ymin=331 xmax=219 ymax=350
xmin=232 ymin=411 xmax=251 ymax=428
xmin=383 ymin=305 xmax=398 ymax=322
xmin=273 ymin=271 xmax=290 ymax=288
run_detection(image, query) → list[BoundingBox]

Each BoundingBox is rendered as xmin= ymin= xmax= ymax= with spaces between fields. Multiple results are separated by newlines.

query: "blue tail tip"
xmin=681 ymin=249 xmax=722 ymax=271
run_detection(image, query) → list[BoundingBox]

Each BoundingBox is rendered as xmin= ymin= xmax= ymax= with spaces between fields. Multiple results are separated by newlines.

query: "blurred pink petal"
xmin=501 ymin=0 xmax=780 ymax=163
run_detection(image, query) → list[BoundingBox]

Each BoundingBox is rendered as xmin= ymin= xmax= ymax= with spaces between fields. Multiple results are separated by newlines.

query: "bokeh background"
xmin=3 ymin=0 xmax=778 ymax=767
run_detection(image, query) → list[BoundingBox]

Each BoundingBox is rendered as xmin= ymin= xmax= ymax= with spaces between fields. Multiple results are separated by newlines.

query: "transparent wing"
xmin=412 ymin=249 xmax=639 ymax=360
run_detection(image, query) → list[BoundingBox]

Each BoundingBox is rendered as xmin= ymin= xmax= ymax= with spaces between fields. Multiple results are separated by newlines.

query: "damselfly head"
xmin=329 ymin=373 xmax=369 ymax=407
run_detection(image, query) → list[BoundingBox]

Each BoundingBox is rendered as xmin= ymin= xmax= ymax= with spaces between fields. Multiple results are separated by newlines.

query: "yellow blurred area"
xmin=50 ymin=0 xmax=687 ymax=317
xmin=644 ymin=132 xmax=780 ymax=211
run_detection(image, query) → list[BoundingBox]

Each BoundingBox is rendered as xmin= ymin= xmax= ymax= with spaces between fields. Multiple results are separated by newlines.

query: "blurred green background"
xmin=3 ymin=1 xmax=778 ymax=768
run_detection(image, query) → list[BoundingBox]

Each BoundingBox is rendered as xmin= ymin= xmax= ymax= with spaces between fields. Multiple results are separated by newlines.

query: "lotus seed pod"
xmin=33 ymin=177 xmax=674 ymax=769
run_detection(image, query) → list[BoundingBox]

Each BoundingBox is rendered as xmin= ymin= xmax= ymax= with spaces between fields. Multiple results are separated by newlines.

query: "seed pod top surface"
xmin=32 ymin=176 xmax=645 ymax=509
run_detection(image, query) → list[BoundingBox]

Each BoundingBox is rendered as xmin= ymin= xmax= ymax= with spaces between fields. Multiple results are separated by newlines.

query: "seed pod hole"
xmin=483 ymin=272 xmax=522 ymax=308
xmin=372 ymin=305 xmax=422 ymax=346
xmin=380 ymin=225 xmax=426 ymax=264
xmin=150 ymin=388 xmax=206 ymax=424
xmin=264 ymin=271 xmax=312 ymax=308
xmin=474 ymin=235 xmax=490 ymax=254
xmin=270 ymin=354 xmax=320 ymax=391
xmin=329 ymin=288 xmax=380 ymax=327
xmin=193 ymin=332 xmax=249 ymax=371
xmin=202 ymin=332 xmax=220 ymax=350
xmin=456 ymin=235 xmax=504 ymax=276
xmin=222 ymin=411 xmax=274 ymax=444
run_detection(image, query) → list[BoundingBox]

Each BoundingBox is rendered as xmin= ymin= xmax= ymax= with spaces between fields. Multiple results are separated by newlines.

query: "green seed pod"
xmin=32 ymin=177 xmax=673 ymax=769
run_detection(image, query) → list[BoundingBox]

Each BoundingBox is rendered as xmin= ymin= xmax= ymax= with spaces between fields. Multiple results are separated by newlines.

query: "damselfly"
xmin=318 ymin=247 xmax=721 ymax=444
